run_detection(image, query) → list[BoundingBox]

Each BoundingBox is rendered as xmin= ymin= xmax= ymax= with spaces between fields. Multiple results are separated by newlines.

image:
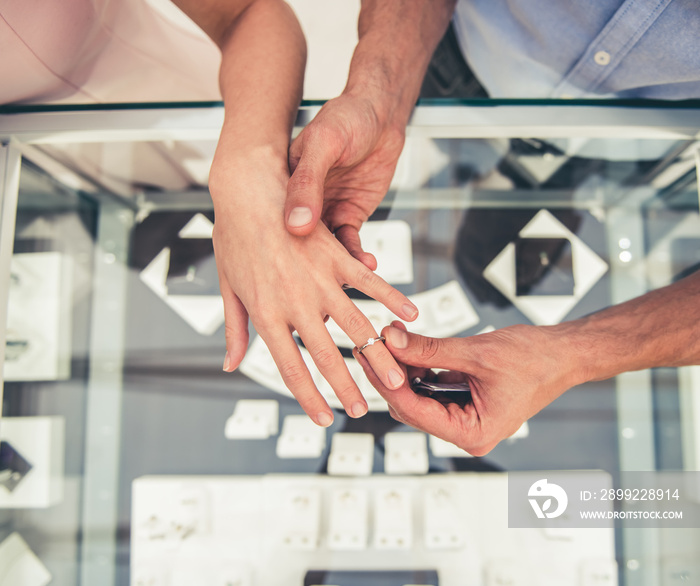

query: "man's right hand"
xmin=355 ymin=321 xmax=586 ymax=456
xmin=285 ymin=93 xmax=406 ymax=269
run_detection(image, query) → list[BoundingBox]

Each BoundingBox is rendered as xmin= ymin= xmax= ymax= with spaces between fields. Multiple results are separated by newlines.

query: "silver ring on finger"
xmin=357 ymin=336 xmax=385 ymax=354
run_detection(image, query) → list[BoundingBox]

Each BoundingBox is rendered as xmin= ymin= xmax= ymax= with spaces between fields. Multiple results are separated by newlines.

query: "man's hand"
xmin=355 ymin=321 xmax=584 ymax=456
xmin=285 ymin=94 xmax=406 ymax=269
xmin=284 ymin=0 xmax=456 ymax=265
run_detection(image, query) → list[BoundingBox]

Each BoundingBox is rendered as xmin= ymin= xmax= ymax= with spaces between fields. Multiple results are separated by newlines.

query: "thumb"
xmin=286 ymin=130 xmax=341 ymax=236
xmin=381 ymin=323 xmax=466 ymax=371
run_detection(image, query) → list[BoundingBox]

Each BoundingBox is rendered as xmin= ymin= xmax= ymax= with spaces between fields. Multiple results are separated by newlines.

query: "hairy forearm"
xmin=344 ymin=0 xmax=456 ymax=127
xmin=555 ymin=272 xmax=700 ymax=384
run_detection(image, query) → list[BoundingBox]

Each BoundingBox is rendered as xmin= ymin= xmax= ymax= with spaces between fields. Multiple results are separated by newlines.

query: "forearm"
xmin=344 ymin=0 xmax=456 ymax=128
xmin=174 ymin=0 xmax=306 ymax=209
xmin=217 ymin=0 xmax=304 ymax=171
xmin=555 ymin=272 xmax=700 ymax=384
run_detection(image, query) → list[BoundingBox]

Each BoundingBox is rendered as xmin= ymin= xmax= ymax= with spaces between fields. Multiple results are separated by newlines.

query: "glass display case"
xmin=1 ymin=100 xmax=699 ymax=586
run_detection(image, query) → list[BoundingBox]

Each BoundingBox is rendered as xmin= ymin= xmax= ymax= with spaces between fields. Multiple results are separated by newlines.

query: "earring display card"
xmin=224 ymin=399 xmax=279 ymax=440
xmin=327 ymin=433 xmax=374 ymax=476
xmin=276 ymin=415 xmax=326 ymax=459
xmin=0 ymin=417 xmax=65 ymax=509
xmin=0 ymin=441 xmax=33 ymax=493
xmin=373 ymin=487 xmax=413 ymax=549
xmin=423 ymin=487 xmax=466 ymax=550
xmin=4 ymin=252 xmax=72 ymax=381
xmin=138 ymin=213 xmax=224 ymax=335
xmin=327 ymin=488 xmax=369 ymax=550
xmin=0 ymin=532 xmax=52 ymax=586
xmin=483 ymin=209 xmax=608 ymax=325
xmin=515 ymin=237 xmax=574 ymax=296
xmin=384 ymin=432 xmax=429 ymax=475
xmin=165 ymin=238 xmax=219 ymax=296
xmin=279 ymin=488 xmax=322 ymax=550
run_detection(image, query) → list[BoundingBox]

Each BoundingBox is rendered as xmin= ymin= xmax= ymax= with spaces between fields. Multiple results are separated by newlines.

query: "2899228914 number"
xmin=599 ymin=488 xmax=680 ymax=501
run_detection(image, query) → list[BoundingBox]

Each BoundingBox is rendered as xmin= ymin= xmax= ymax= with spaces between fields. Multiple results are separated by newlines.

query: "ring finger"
xmin=296 ymin=321 xmax=369 ymax=418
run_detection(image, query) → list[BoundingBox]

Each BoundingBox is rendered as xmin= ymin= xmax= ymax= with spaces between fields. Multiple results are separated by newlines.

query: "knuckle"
xmin=421 ymin=336 xmax=443 ymax=361
xmin=278 ymin=360 xmax=308 ymax=388
xmin=334 ymin=383 xmax=359 ymax=401
xmin=339 ymin=308 xmax=368 ymax=338
xmin=289 ymin=170 xmax=317 ymax=192
xmin=353 ymin=266 xmax=377 ymax=290
xmin=310 ymin=345 xmax=338 ymax=371
xmin=223 ymin=322 xmax=238 ymax=339
xmin=252 ymin=311 xmax=276 ymax=333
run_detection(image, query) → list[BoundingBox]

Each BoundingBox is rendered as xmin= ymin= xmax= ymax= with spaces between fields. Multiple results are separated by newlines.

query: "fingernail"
xmin=351 ymin=401 xmax=368 ymax=418
xmin=387 ymin=326 xmax=407 ymax=349
xmin=223 ymin=351 xmax=231 ymax=372
xmin=288 ymin=207 xmax=312 ymax=227
xmin=387 ymin=368 xmax=404 ymax=389
xmin=317 ymin=412 xmax=333 ymax=427
xmin=402 ymin=303 xmax=418 ymax=320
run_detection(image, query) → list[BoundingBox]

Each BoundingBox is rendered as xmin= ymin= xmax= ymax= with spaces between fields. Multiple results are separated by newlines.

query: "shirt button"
xmin=594 ymin=51 xmax=611 ymax=66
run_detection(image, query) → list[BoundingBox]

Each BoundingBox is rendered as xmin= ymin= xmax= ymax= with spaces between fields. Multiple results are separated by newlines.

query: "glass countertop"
xmin=0 ymin=103 xmax=699 ymax=586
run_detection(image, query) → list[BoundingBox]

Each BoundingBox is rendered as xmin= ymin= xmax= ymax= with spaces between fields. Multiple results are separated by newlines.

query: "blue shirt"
xmin=454 ymin=0 xmax=700 ymax=99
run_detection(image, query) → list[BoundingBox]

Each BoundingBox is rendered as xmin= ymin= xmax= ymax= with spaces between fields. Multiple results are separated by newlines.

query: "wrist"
xmin=209 ymin=148 xmax=289 ymax=225
xmin=343 ymin=1 xmax=454 ymax=130
xmin=343 ymin=40 xmax=424 ymax=131
xmin=543 ymin=320 xmax=598 ymax=389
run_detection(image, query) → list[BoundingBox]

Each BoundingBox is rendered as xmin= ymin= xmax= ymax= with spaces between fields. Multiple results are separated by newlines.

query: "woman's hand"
xmin=212 ymin=168 xmax=418 ymax=427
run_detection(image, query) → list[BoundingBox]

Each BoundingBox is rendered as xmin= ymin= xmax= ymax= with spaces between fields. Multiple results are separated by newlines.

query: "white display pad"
xmin=327 ymin=488 xmax=369 ymax=551
xmin=0 ymin=532 xmax=52 ymax=586
xmin=327 ymin=433 xmax=374 ymax=477
xmin=4 ymin=252 xmax=72 ymax=381
xmin=483 ymin=210 xmax=608 ymax=326
xmin=131 ymin=473 xmax=616 ymax=586
xmin=276 ymin=415 xmax=326 ymax=459
xmin=373 ymin=487 xmax=413 ymax=549
xmin=358 ymin=220 xmax=414 ymax=285
xmin=224 ymin=400 xmax=279 ymax=440
xmin=384 ymin=432 xmax=429 ymax=475
xmin=0 ymin=417 xmax=65 ymax=508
